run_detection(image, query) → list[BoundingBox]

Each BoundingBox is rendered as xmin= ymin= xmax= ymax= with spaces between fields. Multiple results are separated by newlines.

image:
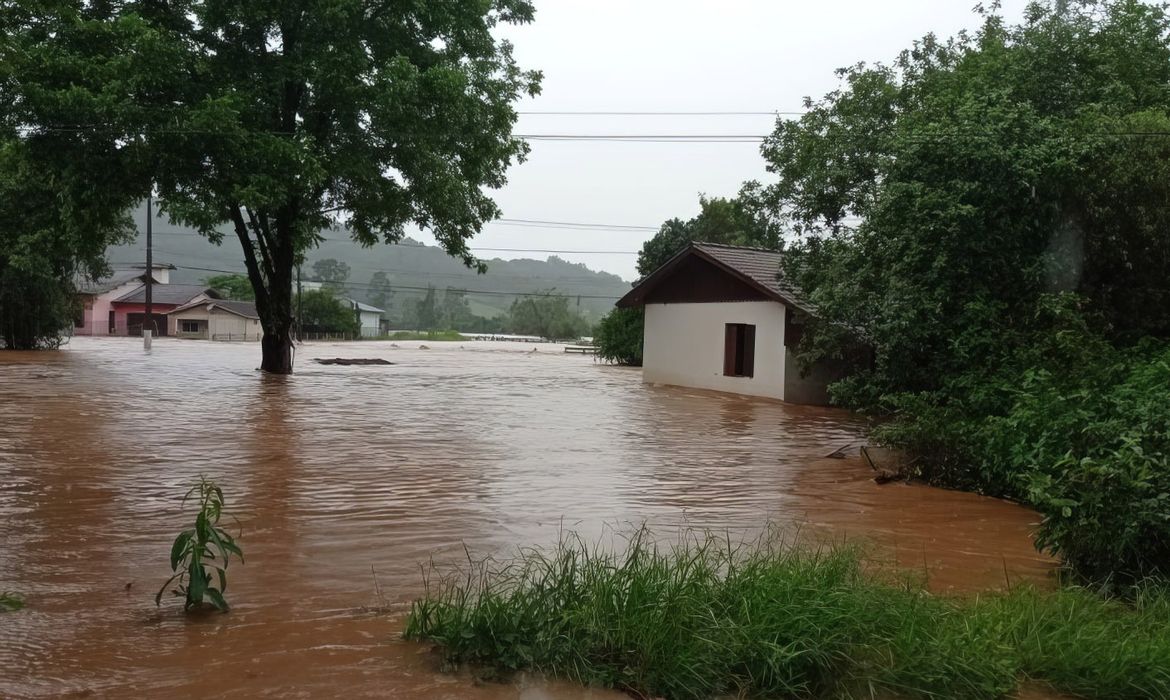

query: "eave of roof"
xmin=615 ymin=242 xmax=812 ymax=313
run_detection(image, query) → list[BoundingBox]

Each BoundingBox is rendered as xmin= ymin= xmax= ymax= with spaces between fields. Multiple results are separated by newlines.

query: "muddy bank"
xmin=0 ymin=338 xmax=1050 ymax=698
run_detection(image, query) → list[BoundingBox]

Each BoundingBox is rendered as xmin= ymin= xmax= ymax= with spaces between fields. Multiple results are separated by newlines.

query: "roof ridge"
xmin=692 ymin=241 xmax=781 ymax=254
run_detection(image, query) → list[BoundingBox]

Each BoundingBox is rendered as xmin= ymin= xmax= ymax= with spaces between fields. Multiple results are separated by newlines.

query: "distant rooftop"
xmin=169 ymin=299 xmax=259 ymax=319
xmin=76 ymin=270 xmax=152 ymax=295
xmin=112 ymin=261 xmax=177 ymax=271
xmin=113 ymin=284 xmax=220 ymax=306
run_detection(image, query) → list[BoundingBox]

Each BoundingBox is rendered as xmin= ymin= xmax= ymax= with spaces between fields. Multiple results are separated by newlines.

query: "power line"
xmin=495 ymin=217 xmax=656 ymax=231
xmin=172 ymin=263 xmax=625 ymax=300
xmin=473 ymin=247 xmax=637 ymax=255
xmin=516 ymin=110 xmax=799 ymax=116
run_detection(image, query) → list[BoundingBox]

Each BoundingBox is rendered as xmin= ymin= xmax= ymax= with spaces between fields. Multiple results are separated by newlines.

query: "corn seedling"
xmin=157 ymin=477 xmax=244 ymax=612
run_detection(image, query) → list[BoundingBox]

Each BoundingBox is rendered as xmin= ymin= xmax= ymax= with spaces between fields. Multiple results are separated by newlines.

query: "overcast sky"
xmin=410 ymin=0 xmax=1034 ymax=281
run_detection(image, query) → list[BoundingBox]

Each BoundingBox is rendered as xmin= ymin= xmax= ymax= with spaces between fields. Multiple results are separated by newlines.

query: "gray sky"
xmin=411 ymin=0 xmax=1033 ymax=281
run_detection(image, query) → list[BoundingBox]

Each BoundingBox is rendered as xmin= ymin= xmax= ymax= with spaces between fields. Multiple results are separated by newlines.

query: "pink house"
xmin=74 ymin=263 xmax=173 ymax=336
xmin=108 ymin=284 xmax=219 ymax=336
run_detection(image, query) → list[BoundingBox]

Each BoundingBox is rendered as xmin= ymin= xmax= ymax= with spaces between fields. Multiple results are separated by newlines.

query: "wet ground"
xmin=0 ymin=337 xmax=1053 ymax=698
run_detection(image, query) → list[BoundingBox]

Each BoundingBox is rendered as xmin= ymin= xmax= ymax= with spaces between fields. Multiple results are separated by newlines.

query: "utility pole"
xmin=144 ymin=193 xmax=153 ymax=350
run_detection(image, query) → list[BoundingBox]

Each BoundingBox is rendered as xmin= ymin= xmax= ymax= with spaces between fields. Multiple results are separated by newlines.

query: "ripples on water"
xmin=0 ymin=338 xmax=1052 ymax=698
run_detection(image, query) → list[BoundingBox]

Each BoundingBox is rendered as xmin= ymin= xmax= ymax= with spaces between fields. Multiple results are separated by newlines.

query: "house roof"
xmin=349 ymin=299 xmax=384 ymax=314
xmin=76 ymin=270 xmax=157 ymax=295
xmin=168 ymin=299 xmax=259 ymax=319
xmin=113 ymin=284 xmax=220 ymax=306
xmin=113 ymin=261 xmax=178 ymax=271
xmin=616 ymin=242 xmax=812 ymax=312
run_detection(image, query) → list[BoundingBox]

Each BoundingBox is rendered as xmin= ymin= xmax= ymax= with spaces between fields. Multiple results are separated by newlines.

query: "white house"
xmin=347 ymin=299 xmax=385 ymax=337
xmin=616 ymin=242 xmax=844 ymax=405
xmin=168 ymin=299 xmax=264 ymax=341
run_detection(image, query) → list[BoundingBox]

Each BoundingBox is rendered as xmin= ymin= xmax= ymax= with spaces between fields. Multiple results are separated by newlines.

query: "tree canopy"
xmin=0 ymin=139 xmax=135 ymax=349
xmin=298 ymin=289 xmax=358 ymax=336
xmin=762 ymin=0 xmax=1170 ymax=584
xmin=0 ymin=0 xmax=541 ymax=370
xmin=205 ymin=274 xmax=255 ymax=301
xmin=768 ymin=0 xmax=1170 ymax=405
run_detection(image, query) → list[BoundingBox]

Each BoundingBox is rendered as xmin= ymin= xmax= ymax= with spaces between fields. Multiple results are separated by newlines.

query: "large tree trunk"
xmin=260 ymin=325 xmax=293 ymax=373
xmin=258 ymin=263 xmax=295 ymax=374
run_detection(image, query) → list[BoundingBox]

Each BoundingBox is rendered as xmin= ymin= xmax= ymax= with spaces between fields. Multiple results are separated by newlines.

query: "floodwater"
xmin=0 ymin=338 xmax=1053 ymax=699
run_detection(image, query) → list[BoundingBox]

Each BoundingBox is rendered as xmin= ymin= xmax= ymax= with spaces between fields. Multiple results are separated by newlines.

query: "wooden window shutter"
xmin=724 ymin=324 xmax=737 ymax=376
xmin=742 ymin=325 xmax=756 ymax=377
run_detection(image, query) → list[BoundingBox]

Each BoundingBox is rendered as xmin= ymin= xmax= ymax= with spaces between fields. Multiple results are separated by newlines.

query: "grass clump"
xmin=405 ymin=529 xmax=1170 ymax=700
xmin=0 ymin=592 xmax=23 ymax=612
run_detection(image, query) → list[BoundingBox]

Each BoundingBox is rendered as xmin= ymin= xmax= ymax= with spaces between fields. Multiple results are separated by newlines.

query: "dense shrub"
xmin=877 ymin=322 xmax=1170 ymax=586
xmin=593 ymin=307 xmax=643 ymax=366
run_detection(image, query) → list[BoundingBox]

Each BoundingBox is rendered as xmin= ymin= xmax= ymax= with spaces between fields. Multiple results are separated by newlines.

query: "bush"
xmin=406 ymin=529 xmax=1170 ymax=700
xmin=593 ymin=307 xmax=643 ymax=366
xmin=877 ymin=333 xmax=1170 ymax=588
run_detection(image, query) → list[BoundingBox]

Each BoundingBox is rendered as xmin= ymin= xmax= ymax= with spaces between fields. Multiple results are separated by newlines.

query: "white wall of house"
xmin=209 ymin=312 xmax=262 ymax=341
xmin=358 ymin=310 xmax=380 ymax=337
xmin=170 ymin=306 xmax=263 ymax=341
xmin=171 ymin=307 xmax=210 ymax=338
xmin=643 ymin=300 xmax=789 ymax=401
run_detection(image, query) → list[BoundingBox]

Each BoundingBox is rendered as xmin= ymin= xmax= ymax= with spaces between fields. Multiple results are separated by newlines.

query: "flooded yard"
xmin=0 ymin=338 xmax=1052 ymax=698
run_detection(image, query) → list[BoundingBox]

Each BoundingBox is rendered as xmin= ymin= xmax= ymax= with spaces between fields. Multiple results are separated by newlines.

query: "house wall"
xmin=209 ymin=312 xmax=262 ymax=341
xmin=643 ymin=301 xmax=788 ymax=401
xmin=110 ymin=302 xmax=181 ymax=335
xmin=358 ymin=310 xmax=380 ymax=337
xmin=170 ymin=307 xmax=211 ymax=339
xmin=75 ymin=280 xmax=144 ymax=336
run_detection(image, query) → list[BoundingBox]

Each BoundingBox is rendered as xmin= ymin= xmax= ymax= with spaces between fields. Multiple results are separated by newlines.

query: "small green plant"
xmin=0 ymin=592 xmax=24 ymax=612
xmin=157 ymin=477 xmax=244 ymax=612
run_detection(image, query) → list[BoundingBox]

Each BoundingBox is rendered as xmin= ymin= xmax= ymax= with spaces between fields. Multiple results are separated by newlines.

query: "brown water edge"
xmin=0 ymin=337 xmax=1053 ymax=699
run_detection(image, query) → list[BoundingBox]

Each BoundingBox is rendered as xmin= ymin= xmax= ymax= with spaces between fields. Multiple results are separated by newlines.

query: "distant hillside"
xmin=105 ymin=205 xmax=631 ymax=321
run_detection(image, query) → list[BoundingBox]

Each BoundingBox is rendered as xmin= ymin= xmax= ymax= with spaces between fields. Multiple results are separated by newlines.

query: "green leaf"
xmin=206 ymin=588 xmax=229 ymax=612
xmin=187 ymin=561 xmax=207 ymax=607
xmin=170 ymin=530 xmax=194 ymax=571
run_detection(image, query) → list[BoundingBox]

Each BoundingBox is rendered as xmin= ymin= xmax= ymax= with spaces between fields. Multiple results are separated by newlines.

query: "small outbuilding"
xmin=168 ymin=299 xmax=263 ymax=341
xmin=616 ymin=242 xmax=844 ymax=405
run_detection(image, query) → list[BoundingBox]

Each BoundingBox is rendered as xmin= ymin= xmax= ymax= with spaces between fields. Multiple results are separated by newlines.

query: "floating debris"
xmin=313 ymin=358 xmax=394 ymax=366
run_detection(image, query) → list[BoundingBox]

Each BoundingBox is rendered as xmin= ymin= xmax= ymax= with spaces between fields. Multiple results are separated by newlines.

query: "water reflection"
xmin=0 ymin=338 xmax=1053 ymax=698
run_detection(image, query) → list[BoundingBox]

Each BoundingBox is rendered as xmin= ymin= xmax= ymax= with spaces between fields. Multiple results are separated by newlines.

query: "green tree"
xmin=636 ymin=193 xmax=779 ymax=277
xmin=439 ymin=287 xmax=474 ymax=331
xmin=298 ymin=289 xmax=358 ymax=336
xmin=765 ymin=0 xmax=1170 ymax=406
xmin=594 ymin=307 xmax=643 ymax=366
xmin=367 ymin=271 xmax=393 ymax=315
xmin=0 ymin=140 xmax=134 ymax=349
xmin=507 ymin=292 xmax=588 ymax=340
xmin=204 ymin=274 xmax=255 ymax=301
xmin=757 ymin=0 xmax=1170 ymax=583
xmin=311 ymin=259 xmax=350 ymax=294
xmin=401 ymin=286 xmax=439 ymax=331
xmin=1 ymin=0 xmax=541 ymax=372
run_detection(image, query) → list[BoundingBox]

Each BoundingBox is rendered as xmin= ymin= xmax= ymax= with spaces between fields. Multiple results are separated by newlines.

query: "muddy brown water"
xmin=0 ymin=338 xmax=1053 ymax=698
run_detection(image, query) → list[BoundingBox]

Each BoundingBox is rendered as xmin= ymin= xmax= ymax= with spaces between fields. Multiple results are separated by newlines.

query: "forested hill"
xmin=104 ymin=209 xmax=631 ymax=321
